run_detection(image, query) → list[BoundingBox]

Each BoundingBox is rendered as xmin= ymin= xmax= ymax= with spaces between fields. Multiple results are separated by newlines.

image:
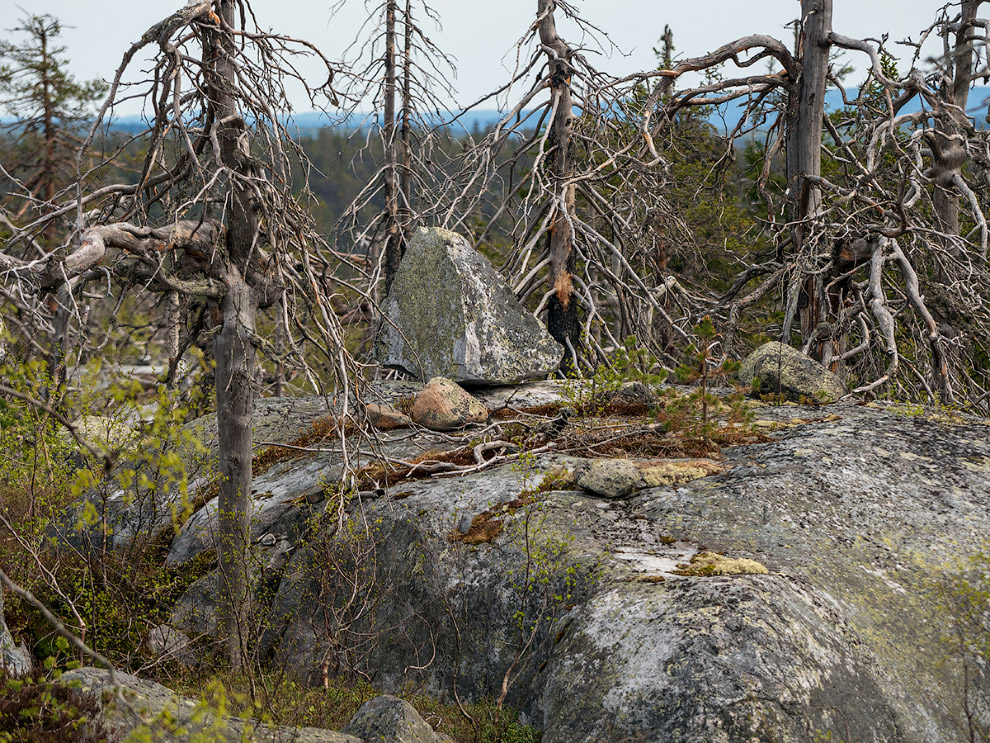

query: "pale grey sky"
xmin=0 ymin=1 xmax=953 ymax=114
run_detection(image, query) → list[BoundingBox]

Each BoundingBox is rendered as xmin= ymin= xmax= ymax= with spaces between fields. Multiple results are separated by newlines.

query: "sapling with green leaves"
xmin=674 ymin=316 xmax=743 ymax=441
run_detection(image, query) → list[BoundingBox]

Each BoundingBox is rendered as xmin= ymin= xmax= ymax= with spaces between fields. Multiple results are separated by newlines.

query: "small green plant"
xmin=669 ymin=316 xmax=748 ymax=443
xmin=498 ymin=505 xmax=590 ymax=711
xmin=559 ymin=336 xmax=667 ymax=416
xmin=0 ymin=633 xmax=117 ymax=743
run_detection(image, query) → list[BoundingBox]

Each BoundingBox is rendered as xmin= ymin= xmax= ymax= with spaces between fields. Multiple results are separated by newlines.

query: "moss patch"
xmin=450 ymin=493 xmax=537 ymax=545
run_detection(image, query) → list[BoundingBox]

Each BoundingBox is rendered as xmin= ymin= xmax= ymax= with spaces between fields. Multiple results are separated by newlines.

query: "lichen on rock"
xmin=638 ymin=459 xmax=725 ymax=488
xmin=374 ymin=227 xmax=562 ymax=384
xmin=739 ymin=340 xmax=846 ymax=403
xmin=672 ymin=550 xmax=769 ymax=576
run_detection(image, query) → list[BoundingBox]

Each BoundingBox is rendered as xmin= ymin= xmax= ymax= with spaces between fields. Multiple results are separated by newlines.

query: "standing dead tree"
xmin=0 ymin=0 xmax=363 ymax=667
xmin=631 ymin=0 xmax=990 ymax=410
xmin=441 ymin=0 xmax=692 ymax=374
xmin=327 ymin=0 xmax=459 ymax=299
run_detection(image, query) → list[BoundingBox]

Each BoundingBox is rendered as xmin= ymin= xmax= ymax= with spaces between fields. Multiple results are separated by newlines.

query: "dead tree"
xmin=441 ymin=0 xmax=691 ymax=375
xmin=930 ymin=0 xmax=984 ymax=239
xmin=330 ymin=0 xmax=457 ymax=297
xmin=631 ymin=0 xmax=990 ymax=409
xmin=0 ymin=1 xmax=360 ymax=667
xmin=536 ymin=0 xmax=581 ymax=368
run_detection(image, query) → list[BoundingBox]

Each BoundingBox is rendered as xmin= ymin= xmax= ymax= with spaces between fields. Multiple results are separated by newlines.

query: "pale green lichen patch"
xmin=672 ymin=551 xmax=769 ymax=577
xmin=638 ymin=459 xmax=725 ymax=488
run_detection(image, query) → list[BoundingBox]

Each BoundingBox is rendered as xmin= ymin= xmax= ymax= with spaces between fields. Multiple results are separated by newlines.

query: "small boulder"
xmin=577 ymin=459 xmax=641 ymax=499
xmin=411 ymin=378 xmax=488 ymax=431
xmin=365 ymin=402 xmax=413 ymax=430
xmin=375 ymin=227 xmax=562 ymax=384
xmin=146 ymin=624 xmax=198 ymax=668
xmin=343 ymin=694 xmax=453 ymax=743
xmin=607 ymin=381 xmax=659 ymax=407
xmin=739 ymin=341 xmax=846 ymax=403
xmin=60 ymin=667 xmax=361 ymax=743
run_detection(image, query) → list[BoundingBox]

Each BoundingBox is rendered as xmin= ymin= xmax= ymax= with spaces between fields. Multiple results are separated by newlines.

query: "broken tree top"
xmin=374 ymin=227 xmax=562 ymax=385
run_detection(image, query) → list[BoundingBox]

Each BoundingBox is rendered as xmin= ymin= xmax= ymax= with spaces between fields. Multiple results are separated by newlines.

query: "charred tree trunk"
xmin=382 ymin=0 xmax=403 ymax=294
xmin=538 ymin=0 xmax=579 ymax=373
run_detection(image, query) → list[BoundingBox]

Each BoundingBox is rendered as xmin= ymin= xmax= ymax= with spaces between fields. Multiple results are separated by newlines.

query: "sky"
xmin=0 ymin=1 xmax=955 ymax=115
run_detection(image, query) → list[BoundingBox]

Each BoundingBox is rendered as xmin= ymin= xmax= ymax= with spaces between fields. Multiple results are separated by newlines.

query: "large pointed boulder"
xmin=375 ymin=227 xmax=562 ymax=384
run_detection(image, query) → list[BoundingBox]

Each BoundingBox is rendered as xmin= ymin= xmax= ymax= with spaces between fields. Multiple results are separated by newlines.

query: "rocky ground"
xmin=39 ymin=374 xmax=990 ymax=743
xmin=9 ymin=368 xmax=990 ymax=743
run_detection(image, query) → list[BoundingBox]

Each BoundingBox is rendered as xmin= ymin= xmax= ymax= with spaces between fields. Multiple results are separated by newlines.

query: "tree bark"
xmin=786 ymin=0 xmax=832 ymax=355
xmin=399 ymin=0 xmax=413 ymax=240
xmin=213 ymin=274 xmax=256 ymax=671
xmin=212 ymin=0 xmax=262 ymax=670
xmin=382 ymin=0 xmax=403 ymax=293
xmin=538 ymin=0 xmax=579 ymax=372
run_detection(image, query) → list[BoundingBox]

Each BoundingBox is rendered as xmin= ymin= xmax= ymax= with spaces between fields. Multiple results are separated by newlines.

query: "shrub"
xmin=0 ymin=666 xmax=118 ymax=743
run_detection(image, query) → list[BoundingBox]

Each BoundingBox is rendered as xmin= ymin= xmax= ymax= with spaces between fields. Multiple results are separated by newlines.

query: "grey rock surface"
xmin=253 ymin=398 xmax=990 ymax=743
xmin=55 ymin=395 xmax=335 ymax=554
xmin=343 ymin=694 xmax=453 ymax=743
xmin=146 ymin=624 xmax=198 ymax=667
xmin=60 ymin=667 xmax=361 ymax=742
xmin=576 ymin=458 xmax=641 ymax=498
xmin=0 ymin=588 xmax=31 ymax=676
xmin=58 ymin=381 xmax=990 ymax=742
xmin=739 ymin=340 xmax=847 ymax=402
xmin=375 ymin=227 xmax=562 ymax=384
xmin=62 ymin=380 xmax=565 ymax=562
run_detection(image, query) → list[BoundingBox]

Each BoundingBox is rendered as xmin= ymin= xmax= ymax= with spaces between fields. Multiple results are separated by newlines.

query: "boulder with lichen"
xmin=374 ymin=227 xmax=562 ymax=384
xmin=739 ymin=340 xmax=846 ymax=402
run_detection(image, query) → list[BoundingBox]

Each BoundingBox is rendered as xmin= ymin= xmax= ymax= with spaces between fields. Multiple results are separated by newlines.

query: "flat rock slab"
xmin=375 ymin=227 xmax=562 ymax=384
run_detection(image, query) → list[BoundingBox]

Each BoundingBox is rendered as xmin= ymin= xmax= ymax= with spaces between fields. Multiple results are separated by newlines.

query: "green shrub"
xmin=0 ymin=666 xmax=118 ymax=743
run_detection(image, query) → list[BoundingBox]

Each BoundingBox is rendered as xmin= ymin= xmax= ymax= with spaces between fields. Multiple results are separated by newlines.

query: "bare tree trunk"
xmin=786 ymin=0 xmax=832 ymax=354
xmin=39 ymin=23 xmax=57 ymax=246
xmin=932 ymin=0 xmax=980 ymax=238
xmin=399 ymin=0 xmax=413 ymax=239
xmin=274 ymin=299 xmax=286 ymax=397
xmin=166 ymin=291 xmax=181 ymax=371
xmin=214 ymin=275 xmax=256 ymax=671
xmin=382 ymin=0 xmax=403 ymax=293
xmin=213 ymin=0 xmax=262 ymax=671
xmin=46 ymin=282 xmax=72 ymax=401
xmin=538 ymin=0 xmax=579 ymax=373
